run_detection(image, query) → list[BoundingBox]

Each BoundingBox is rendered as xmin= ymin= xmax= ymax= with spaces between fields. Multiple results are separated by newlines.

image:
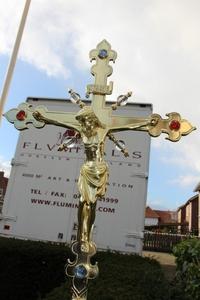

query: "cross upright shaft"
xmin=87 ymin=40 xmax=117 ymax=123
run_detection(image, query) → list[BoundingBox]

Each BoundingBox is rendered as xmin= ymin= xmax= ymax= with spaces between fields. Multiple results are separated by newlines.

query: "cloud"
xmin=147 ymin=198 xmax=171 ymax=210
xmin=169 ymin=174 xmax=200 ymax=188
xmin=152 ymin=131 xmax=200 ymax=190
xmin=0 ymin=0 xmax=73 ymax=78
xmin=0 ymin=156 xmax=11 ymax=177
xmin=1 ymin=1 xmax=200 ymax=83
xmin=156 ymin=131 xmax=200 ymax=172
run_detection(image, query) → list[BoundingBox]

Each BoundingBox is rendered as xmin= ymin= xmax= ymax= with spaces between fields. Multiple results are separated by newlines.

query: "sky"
xmin=0 ymin=0 xmax=200 ymax=211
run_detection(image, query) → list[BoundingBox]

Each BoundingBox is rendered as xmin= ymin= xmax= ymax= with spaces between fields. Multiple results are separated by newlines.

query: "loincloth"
xmin=78 ymin=162 xmax=108 ymax=203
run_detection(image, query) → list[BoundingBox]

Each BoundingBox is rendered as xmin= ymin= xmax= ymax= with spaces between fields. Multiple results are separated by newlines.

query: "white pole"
xmin=0 ymin=0 xmax=31 ymax=123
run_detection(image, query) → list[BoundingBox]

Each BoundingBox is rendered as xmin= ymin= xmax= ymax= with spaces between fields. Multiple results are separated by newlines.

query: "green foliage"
xmin=173 ymin=238 xmax=200 ymax=300
xmin=0 ymin=237 xmax=72 ymax=300
xmin=0 ymin=236 xmax=187 ymax=300
xmin=44 ymin=252 xmax=170 ymax=300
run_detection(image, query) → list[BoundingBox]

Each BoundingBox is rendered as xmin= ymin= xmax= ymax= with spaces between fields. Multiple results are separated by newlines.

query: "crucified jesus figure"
xmin=33 ymin=104 xmax=153 ymax=252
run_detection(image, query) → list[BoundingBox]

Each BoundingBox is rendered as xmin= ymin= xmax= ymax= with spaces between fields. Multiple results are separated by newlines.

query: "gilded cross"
xmin=4 ymin=40 xmax=196 ymax=300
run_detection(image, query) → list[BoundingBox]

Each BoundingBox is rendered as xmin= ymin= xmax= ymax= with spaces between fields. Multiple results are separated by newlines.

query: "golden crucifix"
xmin=4 ymin=40 xmax=195 ymax=300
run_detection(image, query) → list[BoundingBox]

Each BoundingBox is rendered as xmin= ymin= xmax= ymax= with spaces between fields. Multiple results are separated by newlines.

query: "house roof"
xmin=155 ymin=210 xmax=176 ymax=224
xmin=177 ymin=194 xmax=198 ymax=211
xmin=0 ymin=171 xmax=8 ymax=195
xmin=194 ymin=182 xmax=200 ymax=192
xmin=145 ymin=206 xmax=159 ymax=218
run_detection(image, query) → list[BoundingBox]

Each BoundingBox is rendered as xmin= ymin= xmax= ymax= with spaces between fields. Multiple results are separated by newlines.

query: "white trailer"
xmin=0 ymin=97 xmax=152 ymax=253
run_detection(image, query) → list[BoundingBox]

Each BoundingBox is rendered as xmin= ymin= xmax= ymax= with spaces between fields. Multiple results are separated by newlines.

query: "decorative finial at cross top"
xmin=87 ymin=40 xmax=117 ymax=97
xmin=86 ymin=40 xmax=118 ymax=123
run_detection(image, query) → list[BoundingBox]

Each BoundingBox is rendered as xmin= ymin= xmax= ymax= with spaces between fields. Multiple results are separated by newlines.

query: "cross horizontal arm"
xmin=109 ymin=112 xmax=196 ymax=142
xmin=33 ymin=106 xmax=80 ymax=130
xmin=4 ymin=102 xmax=80 ymax=131
xmin=109 ymin=115 xmax=152 ymax=131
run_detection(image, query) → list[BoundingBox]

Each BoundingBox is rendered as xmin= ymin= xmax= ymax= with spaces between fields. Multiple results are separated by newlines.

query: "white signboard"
xmin=0 ymin=98 xmax=152 ymax=253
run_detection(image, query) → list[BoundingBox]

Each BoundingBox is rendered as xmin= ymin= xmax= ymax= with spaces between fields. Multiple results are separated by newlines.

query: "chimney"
xmin=0 ymin=171 xmax=4 ymax=179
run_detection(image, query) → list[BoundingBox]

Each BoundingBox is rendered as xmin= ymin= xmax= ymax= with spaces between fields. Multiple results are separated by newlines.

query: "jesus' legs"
xmin=77 ymin=199 xmax=97 ymax=252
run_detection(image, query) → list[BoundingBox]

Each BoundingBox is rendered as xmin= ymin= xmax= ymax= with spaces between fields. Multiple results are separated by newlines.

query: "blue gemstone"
xmin=98 ymin=49 xmax=108 ymax=59
xmin=74 ymin=265 xmax=87 ymax=279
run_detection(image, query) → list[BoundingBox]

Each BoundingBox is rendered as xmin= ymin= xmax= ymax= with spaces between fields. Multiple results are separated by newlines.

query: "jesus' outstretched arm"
xmin=108 ymin=112 xmax=195 ymax=142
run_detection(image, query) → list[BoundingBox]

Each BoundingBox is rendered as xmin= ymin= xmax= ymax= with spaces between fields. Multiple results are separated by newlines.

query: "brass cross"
xmin=4 ymin=40 xmax=196 ymax=300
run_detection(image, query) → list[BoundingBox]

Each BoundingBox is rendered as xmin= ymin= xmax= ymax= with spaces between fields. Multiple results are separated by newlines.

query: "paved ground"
xmin=142 ymin=251 xmax=176 ymax=265
xmin=142 ymin=251 xmax=176 ymax=281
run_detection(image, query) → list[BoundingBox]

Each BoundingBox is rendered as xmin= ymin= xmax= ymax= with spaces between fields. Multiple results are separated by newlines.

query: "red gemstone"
xmin=169 ymin=120 xmax=181 ymax=131
xmin=16 ymin=110 xmax=26 ymax=121
xmin=64 ymin=129 xmax=76 ymax=137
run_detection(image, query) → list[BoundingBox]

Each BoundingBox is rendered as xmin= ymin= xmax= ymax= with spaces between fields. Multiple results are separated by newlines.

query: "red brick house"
xmin=0 ymin=171 xmax=8 ymax=213
xmin=177 ymin=193 xmax=199 ymax=235
xmin=145 ymin=206 xmax=159 ymax=226
xmin=154 ymin=209 xmax=177 ymax=225
xmin=145 ymin=206 xmax=178 ymax=231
